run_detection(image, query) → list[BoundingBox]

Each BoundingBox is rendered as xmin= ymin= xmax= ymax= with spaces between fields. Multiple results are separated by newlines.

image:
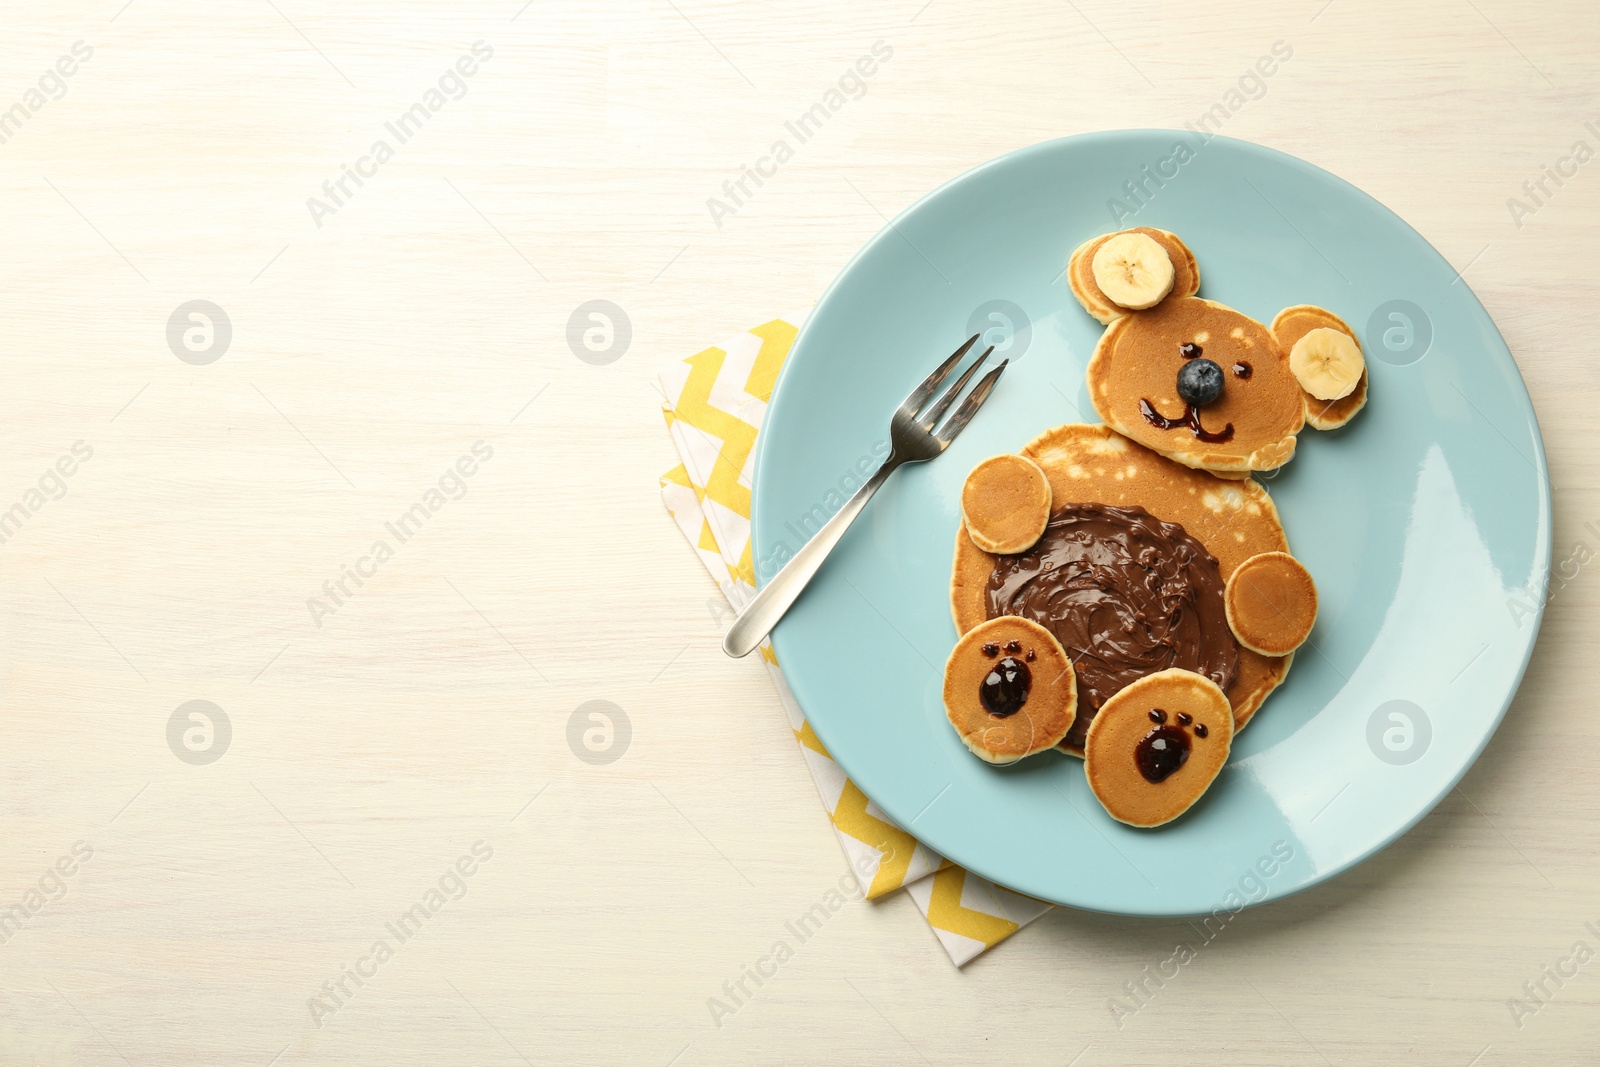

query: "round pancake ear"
xmin=1225 ymin=552 xmax=1317 ymax=657
xmin=1272 ymin=305 xmax=1369 ymax=430
xmin=1067 ymin=228 xmax=1200 ymax=324
xmin=1067 ymin=234 xmax=1127 ymax=324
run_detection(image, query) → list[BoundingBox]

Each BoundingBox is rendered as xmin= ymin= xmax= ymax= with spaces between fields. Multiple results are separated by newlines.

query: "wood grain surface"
xmin=0 ymin=1 xmax=1595 ymax=1064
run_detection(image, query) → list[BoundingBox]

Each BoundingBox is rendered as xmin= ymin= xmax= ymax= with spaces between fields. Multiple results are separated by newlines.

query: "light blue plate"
xmin=750 ymin=131 xmax=1550 ymax=915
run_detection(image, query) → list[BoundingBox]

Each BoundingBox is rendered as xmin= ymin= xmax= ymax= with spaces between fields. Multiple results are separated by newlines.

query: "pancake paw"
xmin=1225 ymin=551 xmax=1318 ymax=657
xmin=1084 ymin=668 xmax=1234 ymax=828
xmin=961 ymin=453 xmax=1052 ymax=554
xmin=942 ymin=616 xmax=1077 ymax=764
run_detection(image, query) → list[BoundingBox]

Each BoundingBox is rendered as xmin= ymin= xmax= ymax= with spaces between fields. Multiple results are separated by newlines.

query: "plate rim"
xmin=750 ymin=129 xmax=1553 ymax=915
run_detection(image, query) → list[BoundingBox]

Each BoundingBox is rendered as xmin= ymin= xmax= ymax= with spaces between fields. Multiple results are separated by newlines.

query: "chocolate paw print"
xmin=1085 ymin=668 xmax=1235 ymax=827
xmin=1136 ymin=707 xmax=1211 ymax=784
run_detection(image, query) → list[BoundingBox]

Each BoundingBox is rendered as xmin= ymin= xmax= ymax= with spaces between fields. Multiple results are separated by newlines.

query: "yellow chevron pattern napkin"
xmin=659 ymin=313 xmax=1053 ymax=965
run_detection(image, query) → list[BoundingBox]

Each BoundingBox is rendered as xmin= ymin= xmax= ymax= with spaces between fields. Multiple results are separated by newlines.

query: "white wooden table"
xmin=0 ymin=1 xmax=1593 ymax=1063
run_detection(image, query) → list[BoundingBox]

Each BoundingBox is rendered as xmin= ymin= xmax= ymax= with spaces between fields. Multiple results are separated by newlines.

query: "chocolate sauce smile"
xmin=1138 ymin=398 xmax=1235 ymax=443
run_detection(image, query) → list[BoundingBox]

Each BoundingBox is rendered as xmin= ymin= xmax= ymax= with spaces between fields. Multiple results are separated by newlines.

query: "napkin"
xmin=658 ymin=313 xmax=1053 ymax=965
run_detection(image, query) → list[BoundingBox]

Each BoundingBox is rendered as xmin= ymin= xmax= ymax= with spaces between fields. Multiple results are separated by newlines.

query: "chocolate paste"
xmin=983 ymin=503 xmax=1238 ymax=748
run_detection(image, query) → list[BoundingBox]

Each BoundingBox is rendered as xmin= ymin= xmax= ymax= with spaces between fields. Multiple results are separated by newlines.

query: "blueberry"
xmin=1176 ymin=358 xmax=1224 ymax=407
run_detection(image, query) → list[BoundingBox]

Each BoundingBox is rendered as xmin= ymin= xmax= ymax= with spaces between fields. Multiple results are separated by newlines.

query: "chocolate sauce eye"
xmin=1148 ymin=708 xmax=1167 ymax=724
xmin=1179 ymin=342 xmax=1203 ymax=359
xmin=1232 ymin=361 xmax=1252 ymax=379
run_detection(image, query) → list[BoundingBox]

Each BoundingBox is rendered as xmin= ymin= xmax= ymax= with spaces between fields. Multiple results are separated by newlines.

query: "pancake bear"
xmin=1068 ymin=228 xmax=1368 ymax=476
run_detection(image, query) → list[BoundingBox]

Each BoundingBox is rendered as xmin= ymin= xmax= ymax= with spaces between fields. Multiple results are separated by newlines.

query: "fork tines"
xmin=900 ymin=334 xmax=1007 ymax=443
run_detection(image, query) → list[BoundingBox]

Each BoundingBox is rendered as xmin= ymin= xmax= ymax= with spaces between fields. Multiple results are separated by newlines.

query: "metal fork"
xmin=721 ymin=335 xmax=1008 ymax=658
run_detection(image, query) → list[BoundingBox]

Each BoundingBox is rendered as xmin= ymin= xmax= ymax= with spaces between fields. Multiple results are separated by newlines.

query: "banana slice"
xmin=1289 ymin=327 xmax=1364 ymax=401
xmin=1091 ymin=232 xmax=1175 ymax=310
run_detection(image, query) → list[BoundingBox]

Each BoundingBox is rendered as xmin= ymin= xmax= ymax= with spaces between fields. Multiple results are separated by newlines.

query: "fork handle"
xmin=721 ymin=457 xmax=899 ymax=658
